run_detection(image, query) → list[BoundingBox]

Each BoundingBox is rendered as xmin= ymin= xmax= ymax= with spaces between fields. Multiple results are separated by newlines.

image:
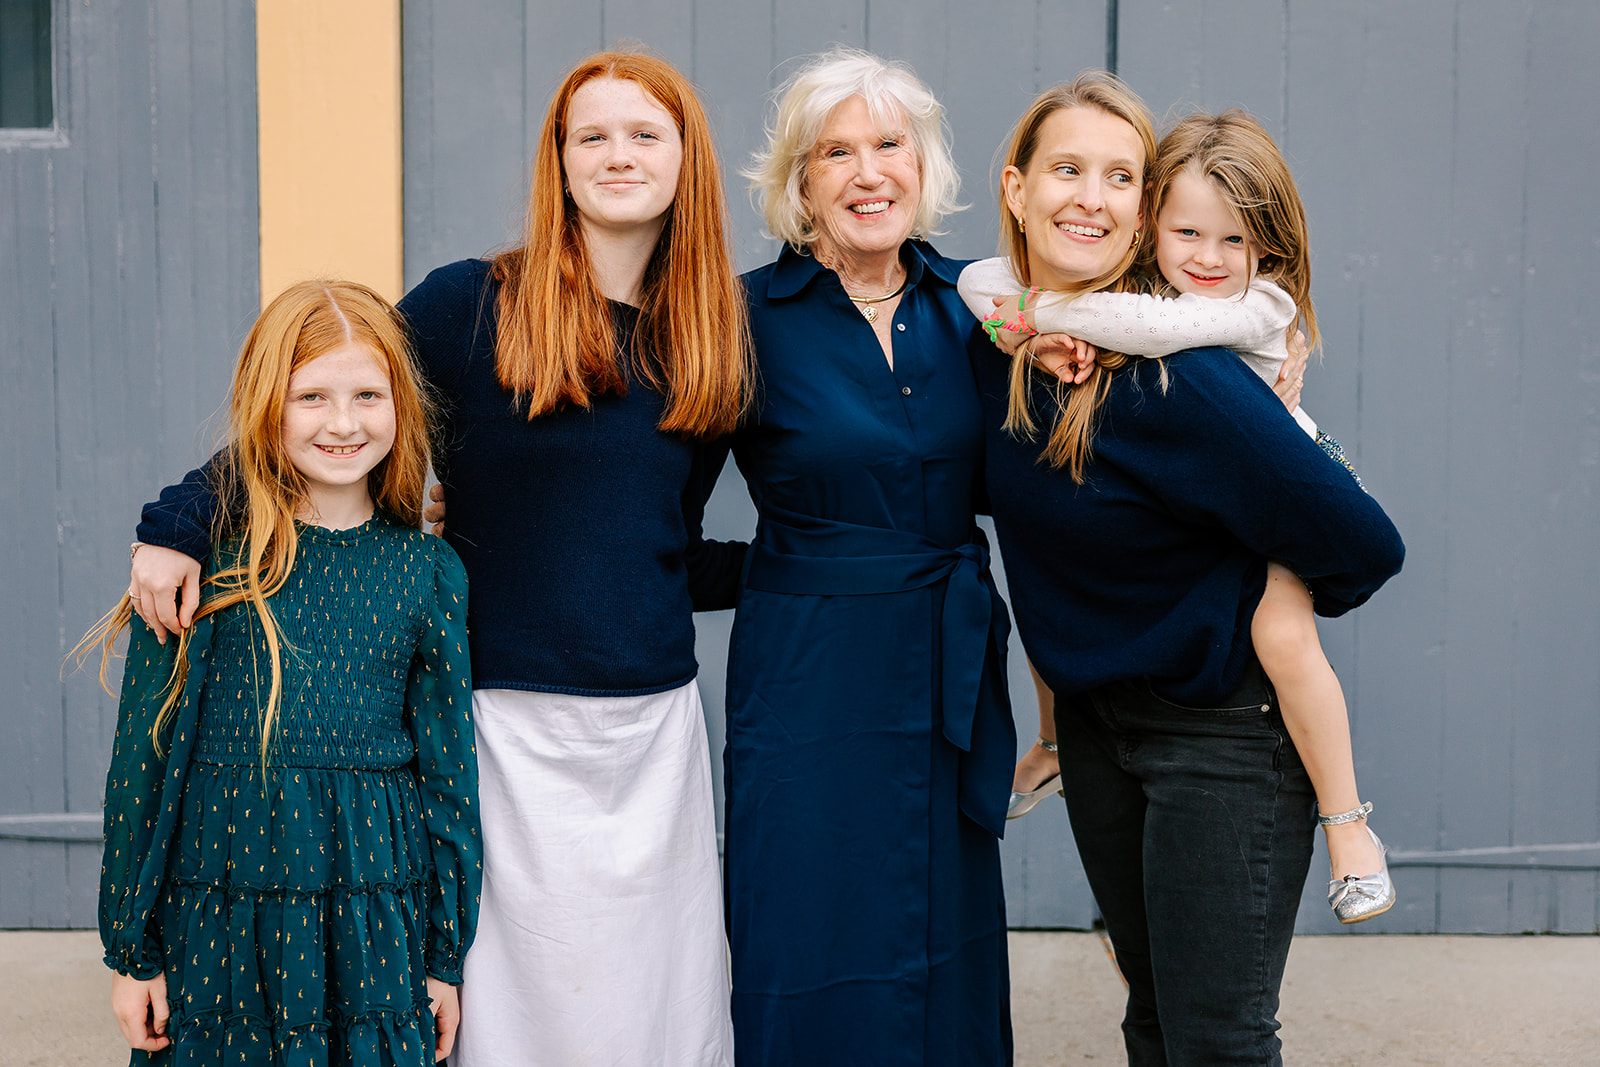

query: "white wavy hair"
xmin=745 ymin=47 xmax=964 ymax=250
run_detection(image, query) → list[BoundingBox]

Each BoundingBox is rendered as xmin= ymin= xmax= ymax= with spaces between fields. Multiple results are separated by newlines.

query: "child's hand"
xmin=427 ymin=976 xmax=460 ymax=1061
xmin=110 ymin=971 xmax=170 ymax=1051
xmin=1273 ymin=329 xmax=1309 ymax=411
xmin=982 ymin=293 xmax=1039 ymax=353
xmin=1026 ymin=334 xmax=1099 ymax=385
xmin=424 ymin=483 xmax=448 ymax=536
xmin=128 ymin=545 xmax=202 ymax=644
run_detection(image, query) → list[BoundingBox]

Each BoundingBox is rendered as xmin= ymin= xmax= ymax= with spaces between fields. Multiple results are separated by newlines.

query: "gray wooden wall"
xmin=401 ymin=0 xmax=1600 ymax=936
xmin=1114 ymin=0 xmax=1600 ymax=936
xmin=5 ymin=0 xmax=1597 ymax=936
xmin=0 ymin=0 xmax=258 ymax=927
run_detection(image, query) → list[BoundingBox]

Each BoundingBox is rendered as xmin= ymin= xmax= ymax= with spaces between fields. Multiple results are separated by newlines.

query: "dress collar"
xmin=763 ymin=239 xmax=962 ymax=301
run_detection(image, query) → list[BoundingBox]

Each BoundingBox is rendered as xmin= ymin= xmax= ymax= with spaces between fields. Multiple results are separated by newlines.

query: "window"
xmin=0 ymin=0 xmax=54 ymax=129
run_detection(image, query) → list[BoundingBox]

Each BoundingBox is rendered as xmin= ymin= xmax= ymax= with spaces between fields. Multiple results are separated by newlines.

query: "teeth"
xmin=1058 ymin=221 xmax=1107 ymax=237
xmin=851 ymin=201 xmax=890 ymax=215
xmin=321 ymin=445 xmax=361 ymax=454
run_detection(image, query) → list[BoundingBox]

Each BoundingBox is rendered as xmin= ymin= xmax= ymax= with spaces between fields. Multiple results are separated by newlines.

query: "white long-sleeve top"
xmin=958 ymin=256 xmax=1317 ymax=436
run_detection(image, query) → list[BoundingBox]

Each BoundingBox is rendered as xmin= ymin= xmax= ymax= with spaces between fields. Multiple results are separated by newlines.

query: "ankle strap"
xmin=1316 ymin=801 xmax=1373 ymax=826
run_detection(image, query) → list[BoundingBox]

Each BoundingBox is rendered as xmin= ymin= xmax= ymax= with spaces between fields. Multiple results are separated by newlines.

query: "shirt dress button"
xmin=901 ymin=386 xmax=912 ymax=396
xmin=896 ymin=323 xmax=906 ymax=332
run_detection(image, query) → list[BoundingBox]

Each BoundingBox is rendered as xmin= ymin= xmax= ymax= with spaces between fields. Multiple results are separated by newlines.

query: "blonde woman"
xmin=723 ymin=49 xmax=1014 ymax=1065
xmin=971 ymin=75 xmax=1404 ymax=1064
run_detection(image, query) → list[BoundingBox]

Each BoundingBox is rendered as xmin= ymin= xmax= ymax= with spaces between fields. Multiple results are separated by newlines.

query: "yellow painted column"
xmin=256 ymin=0 xmax=403 ymax=303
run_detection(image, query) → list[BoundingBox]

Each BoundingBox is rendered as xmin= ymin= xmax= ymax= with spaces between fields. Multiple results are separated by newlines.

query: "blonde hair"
xmin=75 ymin=280 xmax=433 ymax=767
xmin=491 ymin=51 xmax=751 ymax=438
xmin=745 ymin=47 xmax=963 ymax=250
xmin=1138 ymin=109 xmax=1319 ymax=352
xmin=997 ymin=72 xmax=1156 ymax=480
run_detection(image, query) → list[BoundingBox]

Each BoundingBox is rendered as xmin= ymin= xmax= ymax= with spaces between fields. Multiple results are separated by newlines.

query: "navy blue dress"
xmin=723 ymin=243 xmax=1015 ymax=1065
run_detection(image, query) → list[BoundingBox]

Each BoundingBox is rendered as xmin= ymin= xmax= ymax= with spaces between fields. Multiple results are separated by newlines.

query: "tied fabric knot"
xmin=938 ymin=540 xmax=990 ymax=755
xmin=742 ymin=504 xmax=1012 ymax=836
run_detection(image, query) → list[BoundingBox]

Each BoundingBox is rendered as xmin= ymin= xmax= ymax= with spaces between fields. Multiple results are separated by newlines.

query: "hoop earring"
xmin=1017 ymin=215 xmax=1026 ymax=234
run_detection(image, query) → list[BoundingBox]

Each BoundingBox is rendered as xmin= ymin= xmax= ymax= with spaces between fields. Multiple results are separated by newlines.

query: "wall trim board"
xmin=256 ymin=0 xmax=403 ymax=302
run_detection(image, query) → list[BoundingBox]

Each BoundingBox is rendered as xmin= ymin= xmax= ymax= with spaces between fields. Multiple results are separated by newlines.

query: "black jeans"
xmin=1054 ymin=662 xmax=1314 ymax=1066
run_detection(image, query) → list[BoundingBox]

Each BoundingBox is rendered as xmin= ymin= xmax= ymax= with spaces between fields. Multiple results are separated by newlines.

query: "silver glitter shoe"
xmin=1007 ymin=738 xmax=1065 ymax=820
xmin=1319 ymin=802 xmax=1396 ymax=924
xmin=1007 ymin=774 xmax=1065 ymax=819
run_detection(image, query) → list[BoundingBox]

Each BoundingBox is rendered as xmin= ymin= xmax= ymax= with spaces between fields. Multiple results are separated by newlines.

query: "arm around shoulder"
xmin=956 ymin=257 xmax=1025 ymax=321
xmin=137 ymin=459 xmax=225 ymax=560
xmin=1030 ymin=280 xmax=1296 ymax=358
xmin=397 ymin=259 xmax=492 ymax=396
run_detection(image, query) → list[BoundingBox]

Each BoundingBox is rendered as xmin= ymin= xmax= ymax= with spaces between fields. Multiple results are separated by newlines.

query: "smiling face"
xmin=562 ymin=76 xmax=684 ymax=240
xmin=280 ymin=342 xmax=395 ymax=520
xmin=802 ymin=95 xmax=921 ymax=268
xmin=1002 ymin=105 xmax=1145 ymax=290
xmin=1154 ymin=168 xmax=1262 ymax=299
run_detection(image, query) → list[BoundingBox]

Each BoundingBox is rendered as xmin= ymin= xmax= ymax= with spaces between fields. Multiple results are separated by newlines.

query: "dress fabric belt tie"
xmin=742 ymin=503 xmax=1012 ymax=836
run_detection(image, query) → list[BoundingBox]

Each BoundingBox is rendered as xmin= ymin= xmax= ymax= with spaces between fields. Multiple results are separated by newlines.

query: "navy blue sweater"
xmin=973 ymin=341 xmax=1405 ymax=705
xmin=138 ymin=259 xmax=745 ymax=696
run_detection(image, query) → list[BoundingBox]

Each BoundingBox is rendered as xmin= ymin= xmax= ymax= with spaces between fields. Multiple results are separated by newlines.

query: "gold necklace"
xmin=845 ymin=278 xmax=907 ymax=323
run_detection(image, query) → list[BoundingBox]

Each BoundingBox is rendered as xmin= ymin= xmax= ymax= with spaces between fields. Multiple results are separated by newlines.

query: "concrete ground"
xmin=3 ymin=930 xmax=1596 ymax=1066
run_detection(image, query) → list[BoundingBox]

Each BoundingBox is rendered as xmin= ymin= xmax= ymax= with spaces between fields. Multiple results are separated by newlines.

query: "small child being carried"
xmin=961 ymin=109 xmax=1393 ymax=924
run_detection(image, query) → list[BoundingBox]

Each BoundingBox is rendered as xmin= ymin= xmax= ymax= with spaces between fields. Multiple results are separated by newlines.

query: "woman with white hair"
xmin=721 ymin=48 xmax=1014 ymax=1065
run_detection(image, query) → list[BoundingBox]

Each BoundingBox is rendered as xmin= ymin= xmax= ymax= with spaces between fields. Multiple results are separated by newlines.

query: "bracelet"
xmin=983 ymin=289 xmax=1044 ymax=344
xmin=1001 ymin=288 xmax=1042 ymax=338
xmin=1036 ymin=736 xmax=1058 ymax=753
xmin=130 ymin=541 xmax=144 ymax=560
xmin=1315 ymin=801 xmax=1372 ymax=826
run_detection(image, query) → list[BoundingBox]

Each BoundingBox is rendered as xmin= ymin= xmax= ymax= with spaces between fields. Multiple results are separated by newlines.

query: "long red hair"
xmin=491 ymin=51 xmax=751 ymax=437
xmin=74 ymin=281 xmax=432 ymax=765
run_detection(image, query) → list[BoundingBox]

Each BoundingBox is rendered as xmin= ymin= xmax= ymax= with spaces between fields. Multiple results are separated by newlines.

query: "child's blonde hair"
xmin=75 ymin=280 xmax=433 ymax=767
xmin=1139 ymin=109 xmax=1320 ymax=352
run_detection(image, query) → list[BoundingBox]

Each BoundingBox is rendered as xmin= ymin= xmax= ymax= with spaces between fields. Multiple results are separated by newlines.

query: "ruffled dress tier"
xmin=100 ymin=517 xmax=480 ymax=1066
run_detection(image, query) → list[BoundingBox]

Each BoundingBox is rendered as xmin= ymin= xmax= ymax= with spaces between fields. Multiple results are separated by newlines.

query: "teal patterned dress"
xmin=99 ymin=515 xmax=481 ymax=1066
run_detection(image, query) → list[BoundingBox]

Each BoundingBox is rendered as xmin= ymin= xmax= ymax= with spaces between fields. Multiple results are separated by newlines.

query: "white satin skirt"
xmin=452 ymin=682 xmax=733 ymax=1067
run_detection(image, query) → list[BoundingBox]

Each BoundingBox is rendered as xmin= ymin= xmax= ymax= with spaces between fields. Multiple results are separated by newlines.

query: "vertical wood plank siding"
xmin=0 ymin=1 xmax=258 ymax=927
xmin=1119 ymin=0 xmax=1600 ymax=934
xmin=5 ymin=0 xmax=1598 ymax=935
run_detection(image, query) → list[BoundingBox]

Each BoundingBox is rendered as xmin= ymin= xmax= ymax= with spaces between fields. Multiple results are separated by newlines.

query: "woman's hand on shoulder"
xmin=424 ymin=483 xmax=447 ymax=535
xmin=129 ymin=545 xmax=202 ymax=644
xmin=1273 ymin=329 xmax=1309 ymax=411
xmin=110 ymin=971 xmax=170 ymax=1052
